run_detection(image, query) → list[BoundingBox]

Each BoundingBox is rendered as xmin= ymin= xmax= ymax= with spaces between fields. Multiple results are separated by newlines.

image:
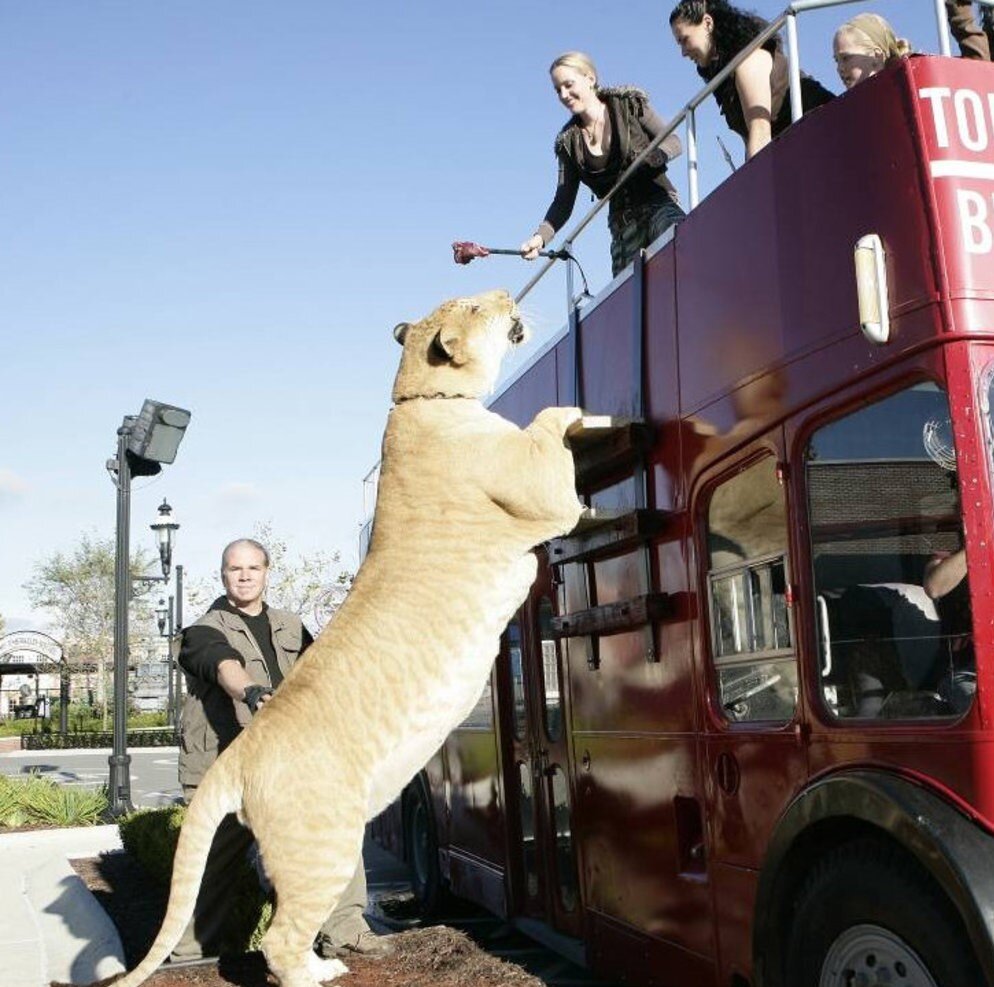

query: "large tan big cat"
xmin=104 ymin=289 xmax=584 ymax=987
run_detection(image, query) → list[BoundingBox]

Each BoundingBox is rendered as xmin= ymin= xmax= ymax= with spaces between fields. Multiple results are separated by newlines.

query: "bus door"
xmin=698 ymin=443 xmax=808 ymax=973
xmin=504 ymin=558 xmax=583 ymax=937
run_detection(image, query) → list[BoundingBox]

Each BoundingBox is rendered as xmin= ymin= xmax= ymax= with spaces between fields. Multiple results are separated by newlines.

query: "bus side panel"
xmin=368 ymin=801 xmax=405 ymax=860
xmin=675 ymin=64 xmax=938 ymax=418
xmin=574 ymin=733 xmax=711 ymax=960
xmin=577 ymin=279 xmax=636 ymax=418
xmin=644 ymin=243 xmax=682 ymax=511
xmin=587 ymin=909 xmax=717 ymax=987
xmin=711 ymin=861 xmax=759 ymax=986
xmin=490 ymin=346 xmax=559 ymax=428
xmin=445 ymin=726 xmax=507 ymax=881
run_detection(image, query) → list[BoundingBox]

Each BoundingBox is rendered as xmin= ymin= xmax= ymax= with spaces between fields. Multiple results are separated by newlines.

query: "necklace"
xmin=582 ymin=109 xmax=606 ymax=144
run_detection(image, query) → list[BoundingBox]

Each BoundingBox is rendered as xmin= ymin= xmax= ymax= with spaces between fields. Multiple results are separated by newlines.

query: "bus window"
xmin=706 ymin=456 xmax=798 ymax=723
xmin=806 ymin=382 xmax=974 ymax=721
xmin=537 ymin=597 xmax=563 ymax=742
xmin=509 ymin=617 xmax=527 ymax=740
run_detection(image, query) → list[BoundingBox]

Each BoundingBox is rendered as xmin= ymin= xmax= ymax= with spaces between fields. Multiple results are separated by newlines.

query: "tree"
xmin=23 ymin=534 xmax=156 ymax=727
xmin=187 ymin=522 xmax=353 ymax=635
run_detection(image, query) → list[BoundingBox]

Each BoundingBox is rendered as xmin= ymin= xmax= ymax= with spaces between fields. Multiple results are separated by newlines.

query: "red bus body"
xmin=372 ymin=56 xmax=994 ymax=986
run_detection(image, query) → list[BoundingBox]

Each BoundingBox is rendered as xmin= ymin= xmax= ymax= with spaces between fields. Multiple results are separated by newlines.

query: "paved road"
xmin=0 ymin=747 xmax=183 ymax=809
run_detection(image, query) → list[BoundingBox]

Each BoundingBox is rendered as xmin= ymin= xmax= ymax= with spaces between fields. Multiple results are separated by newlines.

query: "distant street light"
xmin=155 ymin=599 xmax=169 ymax=636
xmin=154 ymin=596 xmax=176 ymax=729
xmin=108 ymin=400 xmax=190 ymax=818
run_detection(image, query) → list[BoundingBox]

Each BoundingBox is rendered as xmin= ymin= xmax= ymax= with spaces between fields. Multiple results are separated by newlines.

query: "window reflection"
xmin=537 ymin=597 xmax=562 ymax=742
xmin=706 ymin=457 xmax=797 ymax=723
xmin=548 ymin=765 xmax=577 ymax=912
xmin=509 ymin=618 xmax=526 ymax=740
xmin=807 ymin=382 xmax=974 ymax=720
xmin=518 ymin=761 xmax=538 ymax=899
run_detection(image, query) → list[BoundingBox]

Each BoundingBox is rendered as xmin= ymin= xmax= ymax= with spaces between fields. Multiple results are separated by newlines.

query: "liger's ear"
xmin=393 ymin=322 xmax=411 ymax=345
xmin=433 ymin=326 xmax=471 ymax=366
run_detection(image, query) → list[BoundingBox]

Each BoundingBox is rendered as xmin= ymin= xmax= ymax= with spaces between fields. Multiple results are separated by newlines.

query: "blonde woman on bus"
xmin=833 ymin=4 xmax=990 ymax=90
xmin=669 ymin=0 xmax=834 ymax=160
xmin=519 ymin=51 xmax=685 ymax=277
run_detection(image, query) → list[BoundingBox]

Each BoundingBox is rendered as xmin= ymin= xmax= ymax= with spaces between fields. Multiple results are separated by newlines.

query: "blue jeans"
xmin=609 ymin=195 xmax=685 ymax=276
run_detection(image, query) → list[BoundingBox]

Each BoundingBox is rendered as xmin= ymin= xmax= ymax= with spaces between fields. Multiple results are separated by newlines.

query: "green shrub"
xmin=118 ymin=806 xmax=271 ymax=952
xmin=0 ymin=774 xmax=108 ymax=828
xmin=0 ymin=708 xmax=170 ymax=738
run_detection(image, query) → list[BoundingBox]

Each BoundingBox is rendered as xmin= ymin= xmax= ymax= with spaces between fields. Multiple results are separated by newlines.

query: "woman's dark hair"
xmin=669 ymin=0 xmax=775 ymax=80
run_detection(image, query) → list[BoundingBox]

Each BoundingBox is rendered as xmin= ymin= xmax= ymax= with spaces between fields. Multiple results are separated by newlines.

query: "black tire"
xmin=405 ymin=777 xmax=443 ymax=916
xmin=785 ymin=837 xmax=984 ymax=987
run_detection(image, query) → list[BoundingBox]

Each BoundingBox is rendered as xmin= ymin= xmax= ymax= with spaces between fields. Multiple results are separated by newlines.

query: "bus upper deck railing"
xmin=514 ymin=0 xmax=975 ymax=309
xmin=359 ymin=0 xmax=990 ymax=559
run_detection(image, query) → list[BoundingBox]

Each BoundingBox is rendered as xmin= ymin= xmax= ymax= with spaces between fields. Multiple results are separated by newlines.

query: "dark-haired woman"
xmin=669 ymin=0 xmax=834 ymax=159
xmin=520 ymin=51 xmax=685 ymax=277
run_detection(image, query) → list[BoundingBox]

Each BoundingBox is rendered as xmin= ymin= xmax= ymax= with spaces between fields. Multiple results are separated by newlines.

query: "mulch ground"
xmin=58 ymin=852 xmax=544 ymax=987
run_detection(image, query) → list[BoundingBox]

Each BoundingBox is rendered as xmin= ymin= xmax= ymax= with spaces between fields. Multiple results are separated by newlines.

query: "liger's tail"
xmin=105 ymin=753 xmax=243 ymax=987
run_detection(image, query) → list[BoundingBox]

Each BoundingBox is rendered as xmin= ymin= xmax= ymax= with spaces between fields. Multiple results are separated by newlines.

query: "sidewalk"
xmin=0 ymin=820 xmax=411 ymax=987
xmin=0 ymin=824 xmax=126 ymax=987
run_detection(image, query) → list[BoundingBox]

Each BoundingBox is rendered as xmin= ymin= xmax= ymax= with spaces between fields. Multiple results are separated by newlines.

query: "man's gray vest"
xmin=178 ymin=605 xmax=306 ymax=788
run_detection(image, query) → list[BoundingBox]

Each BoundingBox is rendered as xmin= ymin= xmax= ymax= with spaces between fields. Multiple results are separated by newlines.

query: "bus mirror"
xmin=854 ymin=234 xmax=890 ymax=345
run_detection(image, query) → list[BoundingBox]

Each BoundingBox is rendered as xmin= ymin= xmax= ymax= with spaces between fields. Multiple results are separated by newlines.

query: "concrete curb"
xmin=0 ymin=825 xmax=126 ymax=987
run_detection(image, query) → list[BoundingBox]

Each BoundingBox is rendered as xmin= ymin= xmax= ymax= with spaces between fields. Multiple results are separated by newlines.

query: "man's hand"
xmin=242 ymin=684 xmax=273 ymax=715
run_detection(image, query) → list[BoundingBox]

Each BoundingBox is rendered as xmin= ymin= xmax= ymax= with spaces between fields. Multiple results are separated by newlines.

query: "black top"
xmin=179 ymin=596 xmax=314 ymax=688
xmin=536 ymin=87 xmax=682 ymax=244
xmin=701 ymin=35 xmax=833 ymax=142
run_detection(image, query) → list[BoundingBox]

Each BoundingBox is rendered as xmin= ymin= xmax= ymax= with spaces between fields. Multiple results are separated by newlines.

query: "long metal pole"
xmin=785 ymin=12 xmax=803 ymax=124
xmin=173 ymin=564 xmax=184 ymax=730
xmin=687 ymin=108 xmax=700 ymax=209
xmin=165 ymin=594 xmax=174 ymax=724
xmin=108 ymin=421 xmax=135 ymax=816
xmin=933 ymin=0 xmax=953 ymax=55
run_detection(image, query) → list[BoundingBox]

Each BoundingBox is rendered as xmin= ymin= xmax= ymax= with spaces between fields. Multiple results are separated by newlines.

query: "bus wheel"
xmin=784 ymin=838 xmax=981 ymax=987
xmin=406 ymin=778 xmax=441 ymax=915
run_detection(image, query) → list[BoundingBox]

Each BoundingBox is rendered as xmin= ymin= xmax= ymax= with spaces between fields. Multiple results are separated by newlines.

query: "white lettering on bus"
xmin=954 ymin=90 xmax=988 ymax=151
xmin=919 ymin=87 xmax=994 ymax=152
xmin=920 ymin=87 xmax=953 ymax=147
xmin=956 ymin=189 xmax=994 ymax=253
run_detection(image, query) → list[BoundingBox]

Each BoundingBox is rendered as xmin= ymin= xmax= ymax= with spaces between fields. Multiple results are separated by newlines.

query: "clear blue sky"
xmin=1 ymin=0 xmax=945 ymax=631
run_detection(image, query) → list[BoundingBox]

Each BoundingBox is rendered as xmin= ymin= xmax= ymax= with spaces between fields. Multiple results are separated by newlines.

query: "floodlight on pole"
xmin=107 ymin=399 xmax=191 ymax=818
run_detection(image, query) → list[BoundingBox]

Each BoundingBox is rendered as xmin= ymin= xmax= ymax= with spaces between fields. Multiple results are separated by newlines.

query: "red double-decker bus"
xmin=370 ymin=18 xmax=994 ymax=987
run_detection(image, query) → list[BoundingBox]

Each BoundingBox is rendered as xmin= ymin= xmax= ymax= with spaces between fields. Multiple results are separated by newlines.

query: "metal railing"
xmin=515 ymin=0 xmax=966 ymax=309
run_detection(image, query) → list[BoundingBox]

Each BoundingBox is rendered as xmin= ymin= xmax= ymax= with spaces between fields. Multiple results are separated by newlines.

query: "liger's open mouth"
xmin=508 ymin=315 xmax=525 ymax=345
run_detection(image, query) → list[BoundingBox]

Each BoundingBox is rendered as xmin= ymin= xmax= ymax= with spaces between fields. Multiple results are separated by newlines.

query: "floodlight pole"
xmin=173 ymin=564 xmax=184 ymax=728
xmin=164 ymin=594 xmax=174 ymax=723
xmin=109 ymin=418 xmax=136 ymax=817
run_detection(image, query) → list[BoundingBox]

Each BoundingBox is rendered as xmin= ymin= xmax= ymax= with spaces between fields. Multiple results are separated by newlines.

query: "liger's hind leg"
xmin=258 ymin=814 xmax=366 ymax=987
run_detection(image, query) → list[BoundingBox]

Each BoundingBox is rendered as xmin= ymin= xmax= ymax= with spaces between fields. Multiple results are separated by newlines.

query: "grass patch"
xmin=0 ymin=774 xmax=108 ymax=828
xmin=119 ymin=806 xmax=272 ymax=951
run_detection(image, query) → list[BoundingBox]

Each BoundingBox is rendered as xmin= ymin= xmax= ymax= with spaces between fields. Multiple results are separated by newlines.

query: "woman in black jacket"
xmin=520 ymin=51 xmax=685 ymax=277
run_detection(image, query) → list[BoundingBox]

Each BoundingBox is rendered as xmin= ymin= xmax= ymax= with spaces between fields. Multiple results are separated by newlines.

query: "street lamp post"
xmin=107 ymin=400 xmax=190 ymax=818
xmin=154 ymin=597 xmax=173 ymax=721
xmin=173 ymin=563 xmax=184 ymax=728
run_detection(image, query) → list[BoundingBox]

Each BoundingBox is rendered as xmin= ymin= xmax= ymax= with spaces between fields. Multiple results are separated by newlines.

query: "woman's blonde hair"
xmin=837 ymin=13 xmax=912 ymax=59
xmin=549 ymin=51 xmax=599 ymax=87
